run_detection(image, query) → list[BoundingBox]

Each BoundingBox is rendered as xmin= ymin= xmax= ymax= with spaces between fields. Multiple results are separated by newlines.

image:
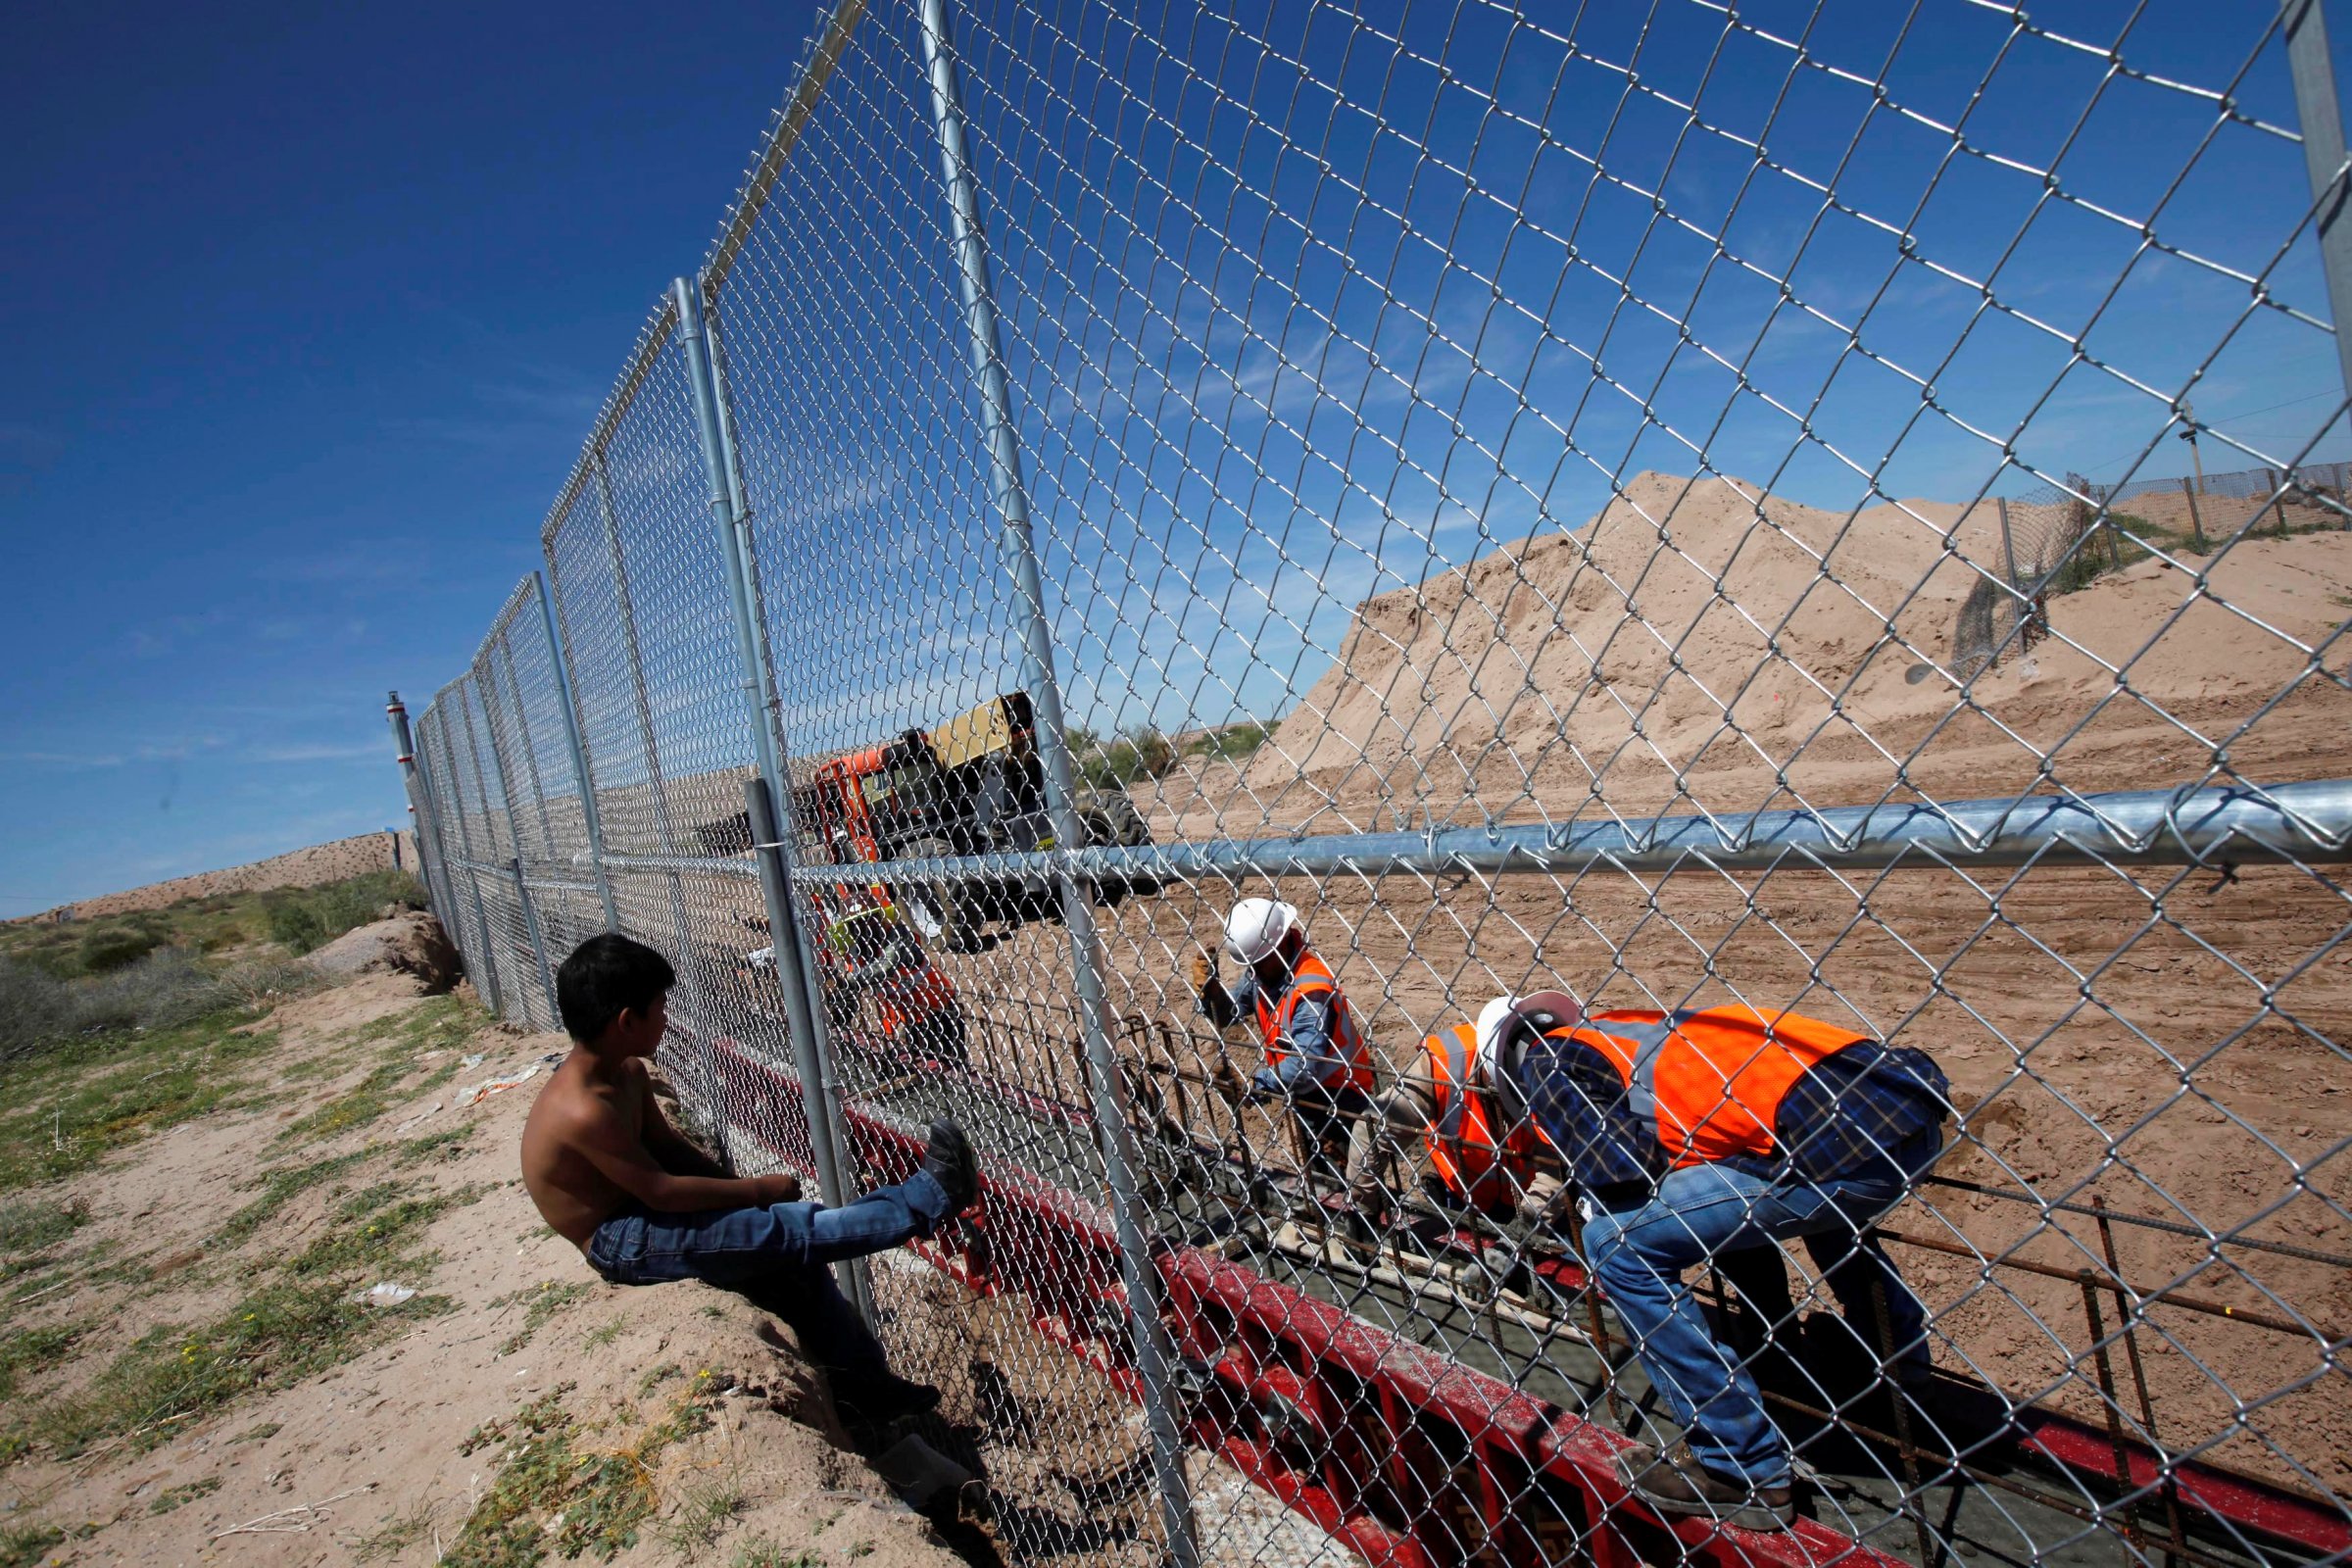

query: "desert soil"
xmin=0 ymin=968 xmax=978 ymax=1568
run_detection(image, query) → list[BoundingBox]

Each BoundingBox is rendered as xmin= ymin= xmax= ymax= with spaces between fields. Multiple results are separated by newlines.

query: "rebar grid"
xmin=398 ymin=4 xmax=2352 ymax=1565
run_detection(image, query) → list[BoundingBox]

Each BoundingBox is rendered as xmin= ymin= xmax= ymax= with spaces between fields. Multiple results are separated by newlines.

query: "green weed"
xmin=496 ymin=1280 xmax=594 ymax=1357
xmin=1187 ymin=718 xmax=1275 ymax=762
xmin=654 ymin=1477 xmax=745 ymax=1557
xmin=11 ymin=1182 xmax=475 ymax=1458
xmin=0 ymin=1324 xmax=84 ymax=1402
xmin=443 ymin=1385 xmax=714 ymax=1568
xmin=213 ymin=1149 xmax=375 ymax=1246
xmin=0 ymin=1009 xmax=279 ymax=1196
xmin=731 ymin=1538 xmax=819 ymax=1568
xmin=356 ymin=1494 xmax=444 ymax=1562
xmin=146 ymin=1475 xmax=220 ymax=1515
xmin=276 ymin=995 xmax=482 ymax=1147
xmin=0 ymin=1521 xmax=76 ymax=1568
xmin=394 ymin=1125 xmax=474 ymax=1166
xmin=259 ymin=870 xmax=425 ymax=956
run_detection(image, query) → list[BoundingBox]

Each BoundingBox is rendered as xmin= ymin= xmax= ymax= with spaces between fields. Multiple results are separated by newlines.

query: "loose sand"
xmin=0 ymin=971 xmax=974 ymax=1568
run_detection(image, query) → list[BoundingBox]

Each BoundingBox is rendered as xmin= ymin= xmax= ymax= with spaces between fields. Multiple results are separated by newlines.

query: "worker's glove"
xmin=1188 ymin=949 xmax=1214 ymax=991
xmin=1210 ymin=1057 xmax=1246 ymax=1102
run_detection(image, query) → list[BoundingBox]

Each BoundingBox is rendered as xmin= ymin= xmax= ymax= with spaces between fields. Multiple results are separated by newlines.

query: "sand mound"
xmin=1241 ymin=471 xmax=2352 ymax=827
xmin=306 ymin=909 xmax=462 ymax=991
xmin=22 ymin=830 xmax=417 ymax=924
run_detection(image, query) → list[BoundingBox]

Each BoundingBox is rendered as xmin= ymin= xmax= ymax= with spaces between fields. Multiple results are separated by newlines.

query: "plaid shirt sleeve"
xmin=1521 ymin=1031 xmax=1659 ymax=1190
xmin=1773 ymin=1041 xmax=1951 ymax=1181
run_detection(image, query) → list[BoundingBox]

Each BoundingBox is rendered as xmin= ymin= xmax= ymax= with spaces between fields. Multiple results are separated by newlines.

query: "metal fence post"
xmin=916 ymin=5 xmax=1200 ymax=1561
xmin=386 ymin=692 xmax=454 ymax=932
xmin=677 ymin=272 xmax=872 ymax=1318
xmin=742 ymin=776 xmax=871 ymax=1314
xmin=2284 ymin=0 xmax=2352 ymax=406
xmin=536 ymin=569 xmax=620 ymax=932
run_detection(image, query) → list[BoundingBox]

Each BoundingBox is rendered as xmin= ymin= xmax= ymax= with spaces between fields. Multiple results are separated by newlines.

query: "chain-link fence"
xmin=397 ymin=3 xmax=2352 ymax=1564
xmin=1951 ymin=461 xmax=2352 ymax=679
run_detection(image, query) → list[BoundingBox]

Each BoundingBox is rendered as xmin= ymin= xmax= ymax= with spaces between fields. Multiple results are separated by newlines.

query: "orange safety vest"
xmin=1251 ymin=951 xmax=1374 ymax=1093
xmin=1422 ymin=1023 xmax=1535 ymax=1202
xmin=1561 ymin=1005 xmax=1870 ymax=1169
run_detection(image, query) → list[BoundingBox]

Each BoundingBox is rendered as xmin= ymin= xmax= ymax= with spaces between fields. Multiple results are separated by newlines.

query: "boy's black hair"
xmin=557 ymin=934 xmax=676 ymax=1045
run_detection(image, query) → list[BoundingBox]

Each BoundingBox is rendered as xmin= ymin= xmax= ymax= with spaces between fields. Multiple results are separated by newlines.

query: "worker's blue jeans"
xmin=1582 ymin=1144 xmax=1935 ymax=1490
xmin=586 ymin=1170 xmax=950 ymax=1377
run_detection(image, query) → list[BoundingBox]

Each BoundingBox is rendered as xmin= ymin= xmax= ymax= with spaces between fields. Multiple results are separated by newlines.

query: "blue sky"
xmin=9 ymin=0 xmax=2351 ymax=913
xmin=714 ymin=0 xmax=2352 ymax=755
xmin=0 ymin=2 xmax=832 ymax=913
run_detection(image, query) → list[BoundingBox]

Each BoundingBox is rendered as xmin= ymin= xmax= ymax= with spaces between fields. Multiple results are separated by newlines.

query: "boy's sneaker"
xmin=923 ymin=1118 xmax=980 ymax=1214
xmin=1613 ymin=1442 xmax=1793 ymax=1532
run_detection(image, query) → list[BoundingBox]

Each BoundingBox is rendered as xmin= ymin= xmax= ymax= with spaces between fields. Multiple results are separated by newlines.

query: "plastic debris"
xmin=454 ymin=1063 xmax=543 ymax=1108
xmin=357 ymin=1282 xmax=417 ymax=1306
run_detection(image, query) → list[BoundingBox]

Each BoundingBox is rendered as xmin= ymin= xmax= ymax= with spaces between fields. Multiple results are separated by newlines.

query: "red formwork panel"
xmin=708 ymin=1041 xmax=2351 ymax=1566
xmin=710 ymin=1039 xmax=1890 ymax=1567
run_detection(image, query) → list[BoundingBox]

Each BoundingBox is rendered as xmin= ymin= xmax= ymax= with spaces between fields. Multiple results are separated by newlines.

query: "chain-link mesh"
xmin=398 ymin=4 xmax=2352 ymax=1564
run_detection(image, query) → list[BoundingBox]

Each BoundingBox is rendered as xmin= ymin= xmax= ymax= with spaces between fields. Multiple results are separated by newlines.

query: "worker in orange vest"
xmin=1191 ymin=898 xmax=1374 ymax=1191
xmin=1488 ymin=991 xmax=1950 ymax=1531
xmin=1342 ymin=1010 xmax=1556 ymax=1223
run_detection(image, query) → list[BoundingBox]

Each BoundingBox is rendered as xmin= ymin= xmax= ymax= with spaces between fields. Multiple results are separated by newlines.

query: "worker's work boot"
xmin=1613 ymin=1442 xmax=1793 ymax=1532
xmin=922 ymin=1118 xmax=980 ymax=1215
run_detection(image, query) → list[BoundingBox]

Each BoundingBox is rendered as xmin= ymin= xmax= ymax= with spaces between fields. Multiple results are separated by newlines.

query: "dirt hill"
xmin=22 ymin=831 xmax=418 ymax=924
xmin=1235 ymin=470 xmax=2352 ymax=829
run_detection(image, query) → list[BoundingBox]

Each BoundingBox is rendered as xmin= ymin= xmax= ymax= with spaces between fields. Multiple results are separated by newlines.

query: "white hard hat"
xmin=1222 ymin=898 xmax=1299 ymax=965
xmin=1473 ymin=996 xmax=1520 ymax=1087
xmin=1475 ymin=990 xmax=1585 ymax=1091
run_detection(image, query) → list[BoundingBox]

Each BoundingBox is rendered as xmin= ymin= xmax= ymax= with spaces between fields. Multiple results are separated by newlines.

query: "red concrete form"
xmin=709 ymin=1039 xmax=2350 ymax=1565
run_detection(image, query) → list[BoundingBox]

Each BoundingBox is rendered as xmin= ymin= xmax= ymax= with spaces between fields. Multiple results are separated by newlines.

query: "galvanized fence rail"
xmin=397 ymin=4 xmax=2352 ymax=1565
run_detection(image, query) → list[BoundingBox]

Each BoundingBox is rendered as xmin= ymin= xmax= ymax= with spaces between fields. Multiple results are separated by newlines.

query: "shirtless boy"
xmin=521 ymin=933 xmax=977 ymax=1434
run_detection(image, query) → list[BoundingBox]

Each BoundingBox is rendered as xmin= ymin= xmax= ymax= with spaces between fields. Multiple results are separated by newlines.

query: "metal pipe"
xmin=677 ymin=269 xmax=870 ymax=1314
xmin=535 ymin=568 xmax=620 ymax=931
xmin=743 ymin=777 xmax=869 ymax=1309
xmin=916 ymin=4 xmax=1200 ymax=1559
xmin=386 ymin=692 xmax=458 ymax=942
xmin=704 ymin=0 xmax=868 ymax=293
xmin=778 ymin=778 xmax=2352 ymax=893
xmin=2285 ymin=0 xmax=2352 ymax=406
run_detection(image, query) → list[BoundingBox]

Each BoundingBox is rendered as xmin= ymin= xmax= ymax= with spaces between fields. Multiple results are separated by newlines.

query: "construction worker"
xmin=1342 ymin=1004 xmax=1557 ymax=1224
xmin=1486 ymin=992 xmax=1950 ymax=1531
xmin=820 ymin=896 xmax=968 ymax=1071
xmin=1190 ymin=898 xmax=1374 ymax=1193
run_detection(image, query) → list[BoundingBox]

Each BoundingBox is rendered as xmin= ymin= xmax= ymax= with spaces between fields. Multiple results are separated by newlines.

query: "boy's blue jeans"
xmin=1581 ymin=1143 xmax=1936 ymax=1489
xmin=586 ymin=1170 xmax=951 ymax=1379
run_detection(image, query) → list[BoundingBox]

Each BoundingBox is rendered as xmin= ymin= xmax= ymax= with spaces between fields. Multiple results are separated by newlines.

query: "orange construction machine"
xmin=798 ymin=691 xmax=1155 ymax=950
